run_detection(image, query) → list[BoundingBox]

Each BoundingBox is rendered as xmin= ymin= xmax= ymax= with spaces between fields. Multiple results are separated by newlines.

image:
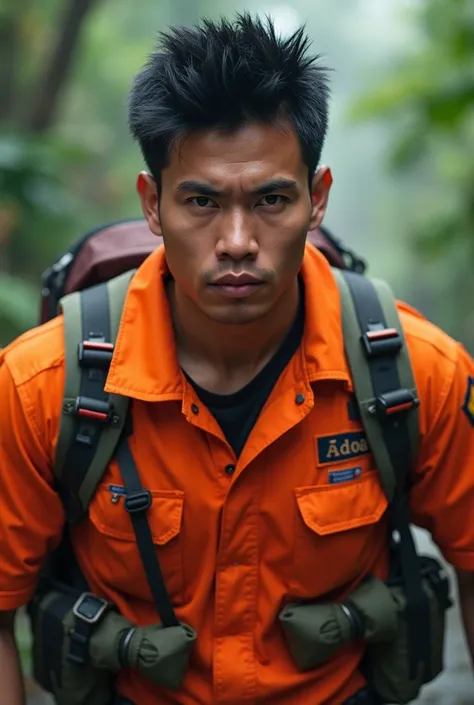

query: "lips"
xmin=209 ymin=273 xmax=264 ymax=299
xmin=210 ymin=273 xmax=263 ymax=287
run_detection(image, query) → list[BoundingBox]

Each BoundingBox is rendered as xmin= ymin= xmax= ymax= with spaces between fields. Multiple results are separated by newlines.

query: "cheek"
xmin=265 ymin=227 xmax=307 ymax=272
xmin=162 ymin=230 xmax=213 ymax=290
xmin=281 ymin=237 xmax=307 ymax=277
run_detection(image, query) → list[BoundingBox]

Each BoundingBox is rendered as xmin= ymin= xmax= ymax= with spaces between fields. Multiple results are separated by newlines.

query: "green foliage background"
xmin=352 ymin=0 xmax=474 ymax=347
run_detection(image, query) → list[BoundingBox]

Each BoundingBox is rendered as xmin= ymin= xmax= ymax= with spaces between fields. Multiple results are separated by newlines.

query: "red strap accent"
xmin=77 ymin=408 xmax=109 ymax=421
xmin=365 ymin=328 xmax=399 ymax=341
xmin=82 ymin=341 xmax=114 ymax=351
xmin=385 ymin=401 xmax=415 ymax=415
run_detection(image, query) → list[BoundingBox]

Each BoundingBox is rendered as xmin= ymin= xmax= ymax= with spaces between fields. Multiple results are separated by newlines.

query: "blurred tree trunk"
xmin=27 ymin=0 xmax=102 ymax=133
xmin=0 ymin=0 xmax=102 ymax=280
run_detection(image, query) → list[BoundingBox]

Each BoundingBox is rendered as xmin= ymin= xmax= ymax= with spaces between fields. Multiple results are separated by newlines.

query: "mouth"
xmin=208 ymin=275 xmax=265 ymax=299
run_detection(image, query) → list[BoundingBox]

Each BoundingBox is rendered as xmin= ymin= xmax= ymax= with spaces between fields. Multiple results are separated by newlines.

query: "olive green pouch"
xmin=364 ymin=556 xmax=451 ymax=704
xmin=31 ymin=589 xmax=113 ymax=705
xmin=279 ymin=574 xmax=398 ymax=671
xmin=89 ymin=611 xmax=197 ymax=690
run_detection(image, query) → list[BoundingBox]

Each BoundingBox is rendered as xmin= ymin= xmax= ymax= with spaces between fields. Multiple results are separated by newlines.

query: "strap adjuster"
xmin=124 ymin=490 xmax=152 ymax=514
xmin=75 ymin=396 xmax=111 ymax=423
xmin=72 ymin=591 xmax=109 ymax=625
xmin=362 ymin=327 xmax=402 ymax=358
xmin=375 ymin=389 xmax=420 ymax=417
xmin=78 ymin=340 xmax=114 ymax=369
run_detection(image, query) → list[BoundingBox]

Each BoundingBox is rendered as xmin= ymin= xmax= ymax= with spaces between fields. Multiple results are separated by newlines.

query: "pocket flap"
xmin=90 ymin=486 xmax=184 ymax=545
xmin=295 ymin=472 xmax=388 ymax=536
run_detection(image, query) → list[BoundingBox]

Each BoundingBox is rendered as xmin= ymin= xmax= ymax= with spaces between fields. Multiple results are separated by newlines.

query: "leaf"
xmin=425 ymin=82 xmax=474 ymax=128
xmin=388 ymin=122 xmax=428 ymax=170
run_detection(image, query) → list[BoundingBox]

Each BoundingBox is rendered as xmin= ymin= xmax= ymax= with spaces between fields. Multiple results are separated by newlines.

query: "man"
xmin=0 ymin=13 xmax=473 ymax=705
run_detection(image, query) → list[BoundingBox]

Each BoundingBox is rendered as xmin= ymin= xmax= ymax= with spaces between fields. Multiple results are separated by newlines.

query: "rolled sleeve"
xmin=410 ymin=342 xmax=474 ymax=570
xmin=0 ymin=356 xmax=64 ymax=610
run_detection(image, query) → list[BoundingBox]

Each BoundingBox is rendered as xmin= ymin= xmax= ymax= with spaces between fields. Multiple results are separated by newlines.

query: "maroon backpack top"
xmin=40 ymin=219 xmax=366 ymax=324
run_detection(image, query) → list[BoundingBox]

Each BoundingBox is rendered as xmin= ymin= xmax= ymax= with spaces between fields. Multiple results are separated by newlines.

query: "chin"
xmin=203 ymin=302 xmax=272 ymax=326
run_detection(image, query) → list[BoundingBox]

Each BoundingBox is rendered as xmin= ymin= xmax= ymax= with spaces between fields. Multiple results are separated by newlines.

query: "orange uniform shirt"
xmin=1 ymin=244 xmax=474 ymax=704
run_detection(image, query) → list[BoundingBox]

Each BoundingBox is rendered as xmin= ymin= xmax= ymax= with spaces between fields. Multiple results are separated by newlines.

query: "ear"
xmin=136 ymin=171 xmax=162 ymax=236
xmin=308 ymin=166 xmax=333 ymax=231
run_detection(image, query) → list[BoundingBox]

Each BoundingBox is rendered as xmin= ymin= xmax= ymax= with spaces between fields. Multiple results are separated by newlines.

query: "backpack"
xmin=31 ymin=218 xmax=447 ymax=704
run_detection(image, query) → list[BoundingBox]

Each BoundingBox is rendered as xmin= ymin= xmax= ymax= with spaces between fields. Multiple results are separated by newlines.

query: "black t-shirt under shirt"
xmin=184 ymin=283 xmax=305 ymax=458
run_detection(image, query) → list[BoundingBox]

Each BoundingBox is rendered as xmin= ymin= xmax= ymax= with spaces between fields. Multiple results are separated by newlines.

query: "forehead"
xmin=163 ymin=121 xmax=307 ymax=188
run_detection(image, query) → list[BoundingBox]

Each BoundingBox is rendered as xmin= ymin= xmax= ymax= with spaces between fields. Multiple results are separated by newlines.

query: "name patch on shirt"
xmin=462 ymin=376 xmax=474 ymax=426
xmin=328 ymin=466 xmax=362 ymax=484
xmin=317 ymin=431 xmax=369 ymax=465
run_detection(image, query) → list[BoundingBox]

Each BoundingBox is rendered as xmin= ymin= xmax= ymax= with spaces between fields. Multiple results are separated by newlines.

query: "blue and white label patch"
xmin=462 ymin=377 xmax=474 ymax=427
xmin=108 ymin=484 xmax=127 ymax=496
xmin=317 ymin=431 xmax=369 ymax=465
xmin=328 ymin=466 xmax=362 ymax=484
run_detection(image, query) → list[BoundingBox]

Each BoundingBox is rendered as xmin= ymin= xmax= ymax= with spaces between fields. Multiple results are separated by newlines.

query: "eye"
xmin=188 ymin=196 xmax=218 ymax=208
xmin=258 ymin=195 xmax=289 ymax=207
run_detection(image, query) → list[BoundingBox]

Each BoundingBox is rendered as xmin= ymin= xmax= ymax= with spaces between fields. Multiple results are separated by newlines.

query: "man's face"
xmin=138 ymin=121 xmax=331 ymax=325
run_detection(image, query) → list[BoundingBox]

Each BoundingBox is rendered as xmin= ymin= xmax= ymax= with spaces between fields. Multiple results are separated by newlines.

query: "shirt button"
xmin=295 ymin=393 xmax=305 ymax=405
xmin=191 ymin=403 xmax=199 ymax=414
xmin=225 ymin=464 xmax=236 ymax=476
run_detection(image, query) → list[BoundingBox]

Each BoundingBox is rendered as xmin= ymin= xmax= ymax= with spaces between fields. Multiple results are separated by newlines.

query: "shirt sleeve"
xmin=0 ymin=355 xmax=65 ymax=610
xmin=410 ymin=341 xmax=474 ymax=570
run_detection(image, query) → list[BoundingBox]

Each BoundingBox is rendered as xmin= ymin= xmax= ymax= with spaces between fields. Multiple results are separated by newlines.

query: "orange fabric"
xmin=1 ymin=244 xmax=474 ymax=704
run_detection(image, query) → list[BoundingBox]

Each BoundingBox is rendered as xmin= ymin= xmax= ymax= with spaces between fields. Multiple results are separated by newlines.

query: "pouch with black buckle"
xmin=30 ymin=585 xmax=114 ymax=705
xmin=30 ymin=581 xmax=197 ymax=705
xmin=363 ymin=555 xmax=452 ymax=704
xmin=279 ymin=574 xmax=399 ymax=671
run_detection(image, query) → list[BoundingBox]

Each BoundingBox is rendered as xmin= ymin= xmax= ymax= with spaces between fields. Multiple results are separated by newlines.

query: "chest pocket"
xmin=88 ymin=484 xmax=185 ymax=604
xmin=291 ymin=470 xmax=388 ymax=598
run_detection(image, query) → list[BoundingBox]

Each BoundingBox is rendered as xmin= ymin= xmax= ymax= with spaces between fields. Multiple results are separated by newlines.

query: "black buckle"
xmin=75 ymin=396 xmax=111 ymax=423
xmin=124 ymin=490 xmax=152 ymax=514
xmin=375 ymin=389 xmax=420 ymax=418
xmin=72 ymin=591 xmax=109 ymax=624
xmin=362 ymin=327 xmax=402 ymax=358
xmin=78 ymin=340 xmax=114 ymax=369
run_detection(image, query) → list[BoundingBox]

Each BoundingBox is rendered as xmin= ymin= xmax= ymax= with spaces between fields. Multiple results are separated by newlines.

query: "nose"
xmin=215 ymin=208 xmax=259 ymax=261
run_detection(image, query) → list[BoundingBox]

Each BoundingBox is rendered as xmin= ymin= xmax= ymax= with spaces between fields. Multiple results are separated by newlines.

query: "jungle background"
xmin=1 ymin=0 xmax=473 ymax=702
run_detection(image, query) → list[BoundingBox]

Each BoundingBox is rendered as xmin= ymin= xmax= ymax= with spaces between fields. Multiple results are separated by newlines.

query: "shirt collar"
xmin=104 ymin=243 xmax=351 ymax=402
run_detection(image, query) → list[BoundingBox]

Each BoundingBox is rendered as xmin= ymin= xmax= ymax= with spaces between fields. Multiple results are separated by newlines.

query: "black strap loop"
xmin=115 ymin=429 xmax=179 ymax=629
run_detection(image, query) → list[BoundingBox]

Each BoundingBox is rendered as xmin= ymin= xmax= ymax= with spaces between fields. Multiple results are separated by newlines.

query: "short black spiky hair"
xmin=128 ymin=13 xmax=331 ymax=184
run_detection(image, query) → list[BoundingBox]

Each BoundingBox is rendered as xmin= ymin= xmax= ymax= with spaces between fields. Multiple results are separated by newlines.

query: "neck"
xmin=168 ymin=279 xmax=300 ymax=394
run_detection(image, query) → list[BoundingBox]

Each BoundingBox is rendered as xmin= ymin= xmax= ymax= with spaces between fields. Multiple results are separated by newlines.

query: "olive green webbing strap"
xmin=332 ymin=268 xmax=419 ymax=501
xmin=332 ymin=268 xmax=429 ymax=680
xmin=54 ymin=270 xmax=135 ymax=523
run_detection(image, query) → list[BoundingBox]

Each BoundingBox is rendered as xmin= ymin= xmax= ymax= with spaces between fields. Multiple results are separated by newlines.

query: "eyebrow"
xmin=176 ymin=178 xmax=298 ymax=197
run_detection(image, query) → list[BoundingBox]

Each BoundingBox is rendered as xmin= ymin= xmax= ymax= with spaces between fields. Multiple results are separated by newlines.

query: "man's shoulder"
xmin=2 ymin=315 xmax=65 ymax=388
xmin=396 ymin=300 xmax=459 ymax=368
xmin=395 ymin=300 xmax=466 ymax=427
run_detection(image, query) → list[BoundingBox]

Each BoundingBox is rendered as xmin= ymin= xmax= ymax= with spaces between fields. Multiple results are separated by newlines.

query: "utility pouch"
xmin=31 ymin=582 xmax=197 ymax=704
xmin=364 ymin=555 xmax=452 ymax=704
xmin=30 ymin=586 xmax=114 ymax=705
xmin=89 ymin=610 xmax=197 ymax=690
xmin=279 ymin=574 xmax=398 ymax=671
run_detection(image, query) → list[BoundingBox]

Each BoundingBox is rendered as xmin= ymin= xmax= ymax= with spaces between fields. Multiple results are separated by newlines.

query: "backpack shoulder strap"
xmin=54 ymin=269 xmax=136 ymax=523
xmin=332 ymin=268 xmax=420 ymax=502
